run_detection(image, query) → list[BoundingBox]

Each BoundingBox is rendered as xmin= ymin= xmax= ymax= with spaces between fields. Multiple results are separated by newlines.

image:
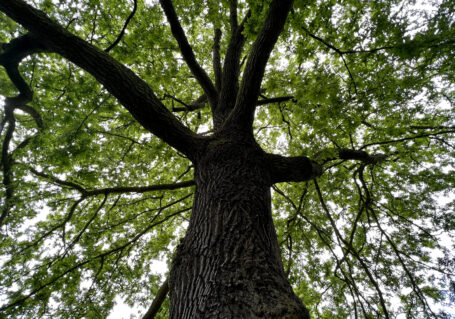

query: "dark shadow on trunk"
xmin=169 ymin=136 xmax=310 ymax=318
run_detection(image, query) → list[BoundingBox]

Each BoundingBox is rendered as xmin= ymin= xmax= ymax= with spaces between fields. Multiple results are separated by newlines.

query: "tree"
xmin=0 ymin=0 xmax=454 ymax=317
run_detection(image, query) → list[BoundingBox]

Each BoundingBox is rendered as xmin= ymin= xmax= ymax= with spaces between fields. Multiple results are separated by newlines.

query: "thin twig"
xmin=105 ymin=0 xmax=138 ymax=52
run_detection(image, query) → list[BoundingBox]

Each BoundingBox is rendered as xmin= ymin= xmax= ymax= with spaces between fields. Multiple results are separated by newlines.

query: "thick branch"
xmin=0 ymin=34 xmax=47 ymax=107
xmin=159 ymin=0 xmax=218 ymax=108
xmin=266 ymin=153 xmax=322 ymax=184
xmin=215 ymin=10 xmax=250 ymax=126
xmin=224 ymin=0 xmax=293 ymax=131
xmin=0 ymin=117 xmax=15 ymax=227
xmin=15 ymin=104 xmax=43 ymax=128
xmin=0 ymin=33 xmax=48 ymax=65
xmin=0 ymin=34 xmax=46 ymax=227
xmin=0 ymin=0 xmax=201 ymax=158
xmin=3 ymin=64 xmax=33 ymax=106
xmin=213 ymin=28 xmax=222 ymax=92
xmin=86 ymin=181 xmax=195 ymax=196
xmin=142 ymin=279 xmax=169 ymax=319
xmin=229 ymin=0 xmax=238 ymax=34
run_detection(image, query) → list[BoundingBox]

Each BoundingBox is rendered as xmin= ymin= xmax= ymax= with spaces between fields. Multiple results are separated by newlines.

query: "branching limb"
xmin=358 ymin=169 xmax=437 ymax=317
xmin=30 ymin=168 xmax=86 ymax=192
xmin=360 ymin=129 xmax=455 ymax=150
xmin=266 ymin=148 xmax=386 ymax=185
xmin=3 ymin=65 xmax=33 ymax=107
xmin=315 ymin=148 xmax=388 ymax=167
xmin=0 ymin=34 xmax=47 ymax=228
xmin=214 ymin=3 xmax=250 ymax=125
xmin=142 ymin=278 xmax=169 ymax=319
xmin=30 ymin=167 xmax=195 ymax=196
xmin=295 ymin=203 xmax=371 ymax=317
xmin=104 ymin=0 xmax=137 ymax=52
xmin=301 ymin=26 xmax=358 ymax=95
xmin=65 ymin=194 xmax=108 ymax=252
xmin=0 ymin=0 xmax=201 ymax=158
xmin=169 ymin=94 xmax=208 ymax=112
xmin=313 ymin=179 xmax=390 ymax=318
xmin=225 ymin=0 xmax=293 ymax=132
xmin=410 ymin=125 xmax=455 ymax=130
xmin=282 ymin=195 xmax=369 ymax=317
xmin=2 ymin=203 xmax=189 ymax=312
xmin=0 ymin=34 xmax=47 ymax=107
xmin=164 ymin=93 xmax=191 ymax=111
xmin=338 ymin=149 xmax=387 ymax=164
xmin=0 ymin=33 xmax=48 ymax=65
xmin=15 ymin=104 xmax=43 ymax=128
xmin=300 ymin=26 xmax=395 ymax=55
xmin=159 ymin=0 xmax=218 ymax=108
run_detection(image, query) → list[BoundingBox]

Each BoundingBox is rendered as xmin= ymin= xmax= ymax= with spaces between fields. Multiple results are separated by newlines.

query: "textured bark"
xmin=169 ymin=135 xmax=310 ymax=318
xmin=0 ymin=1 xmax=317 ymax=317
xmin=266 ymin=153 xmax=322 ymax=184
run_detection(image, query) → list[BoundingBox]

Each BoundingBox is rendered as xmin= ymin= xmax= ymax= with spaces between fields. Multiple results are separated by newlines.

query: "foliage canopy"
xmin=0 ymin=0 xmax=454 ymax=318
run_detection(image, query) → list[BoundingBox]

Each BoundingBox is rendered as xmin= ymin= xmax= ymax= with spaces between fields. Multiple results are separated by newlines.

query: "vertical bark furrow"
xmin=169 ymin=139 xmax=309 ymax=318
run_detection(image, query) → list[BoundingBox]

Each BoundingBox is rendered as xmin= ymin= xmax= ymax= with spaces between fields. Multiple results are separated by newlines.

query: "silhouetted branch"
xmin=159 ymin=0 xmax=218 ymax=108
xmin=226 ymin=0 xmax=293 ymax=131
xmin=0 ymin=117 xmax=15 ymax=227
xmin=358 ymin=170 xmax=437 ymax=317
xmin=142 ymin=279 xmax=169 ymax=319
xmin=0 ymin=34 xmax=47 ymax=107
xmin=105 ymin=0 xmax=138 ymax=52
xmin=213 ymin=27 xmax=222 ymax=91
xmin=15 ymin=104 xmax=43 ymax=128
xmin=360 ymin=130 xmax=455 ymax=150
xmin=229 ymin=0 xmax=238 ymax=33
xmin=30 ymin=167 xmax=195 ymax=196
xmin=214 ymin=7 xmax=250 ymax=125
xmin=257 ymin=96 xmax=295 ymax=105
xmin=301 ymin=26 xmax=357 ymax=95
xmin=313 ymin=179 xmax=390 ymax=319
xmin=0 ymin=205 xmax=188 ymax=312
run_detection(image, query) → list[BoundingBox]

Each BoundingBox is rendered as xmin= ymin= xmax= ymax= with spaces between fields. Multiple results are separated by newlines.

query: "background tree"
xmin=0 ymin=0 xmax=454 ymax=318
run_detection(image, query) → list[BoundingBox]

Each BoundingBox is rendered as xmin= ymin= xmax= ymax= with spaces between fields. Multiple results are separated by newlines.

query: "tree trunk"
xmin=169 ymin=135 xmax=310 ymax=318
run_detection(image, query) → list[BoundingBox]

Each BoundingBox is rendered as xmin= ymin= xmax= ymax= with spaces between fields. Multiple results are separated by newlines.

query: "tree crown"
xmin=0 ymin=0 xmax=454 ymax=317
